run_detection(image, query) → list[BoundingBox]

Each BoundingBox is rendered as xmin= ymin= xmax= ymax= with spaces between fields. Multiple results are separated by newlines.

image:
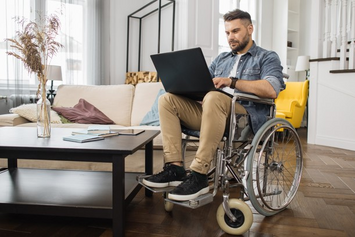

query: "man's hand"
xmin=213 ymin=77 xmax=232 ymax=89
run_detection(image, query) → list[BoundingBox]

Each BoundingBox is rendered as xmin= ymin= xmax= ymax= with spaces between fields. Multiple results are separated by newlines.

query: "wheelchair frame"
xmin=138 ymin=92 xmax=303 ymax=235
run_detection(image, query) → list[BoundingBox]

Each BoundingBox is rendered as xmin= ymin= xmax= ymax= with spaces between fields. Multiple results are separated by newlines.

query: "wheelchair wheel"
xmin=216 ymin=199 xmax=253 ymax=235
xmin=246 ymin=118 xmax=303 ymax=216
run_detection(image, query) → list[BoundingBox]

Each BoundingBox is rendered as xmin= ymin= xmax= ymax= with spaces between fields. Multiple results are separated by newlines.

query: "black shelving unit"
xmin=126 ymin=0 xmax=175 ymax=72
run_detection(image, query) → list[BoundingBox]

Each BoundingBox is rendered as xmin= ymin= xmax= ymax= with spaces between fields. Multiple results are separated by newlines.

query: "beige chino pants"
xmin=158 ymin=91 xmax=247 ymax=174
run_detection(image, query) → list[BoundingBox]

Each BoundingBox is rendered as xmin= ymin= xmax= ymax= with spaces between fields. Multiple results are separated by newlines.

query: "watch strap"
xmin=229 ymin=77 xmax=238 ymax=89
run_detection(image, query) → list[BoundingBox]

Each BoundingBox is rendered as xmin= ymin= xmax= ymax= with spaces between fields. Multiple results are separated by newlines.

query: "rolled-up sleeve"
xmin=260 ymin=51 xmax=285 ymax=97
xmin=264 ymin=76 xmax=284 ymax=97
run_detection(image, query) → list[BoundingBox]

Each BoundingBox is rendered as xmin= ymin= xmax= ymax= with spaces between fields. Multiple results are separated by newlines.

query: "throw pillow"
xmin=59 ymin=115 xmax=73 ymax=124
xmin=140 ymin=89 xmax=165 ymax=126
xmin=10 ymin=103 xmax=62 ymax=124
xmin=52 ymin=98 xmax=114 ymax=124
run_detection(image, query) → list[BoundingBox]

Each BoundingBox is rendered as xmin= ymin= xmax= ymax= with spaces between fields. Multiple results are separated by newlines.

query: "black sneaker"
xmin=168 ymin=171 xmax=209 ymax=201
xmin=142 ymin=164 xmax=186 ymax=188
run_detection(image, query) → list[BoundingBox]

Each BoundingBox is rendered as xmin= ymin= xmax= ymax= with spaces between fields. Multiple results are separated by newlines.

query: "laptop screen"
xmin=151 ymin=47 xmax=217 ymax=101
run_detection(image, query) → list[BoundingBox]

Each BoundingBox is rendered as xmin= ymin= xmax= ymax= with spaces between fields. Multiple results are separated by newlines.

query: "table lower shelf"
xmin=0 ymin=168 xmax=142 ymax=218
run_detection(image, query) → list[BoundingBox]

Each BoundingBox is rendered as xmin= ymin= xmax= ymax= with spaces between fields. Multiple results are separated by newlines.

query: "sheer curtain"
xmin=0 ymin=0 xmax=103 ymax=103
xmin=0 ymin=0 xmax=32 ymax=104
xmin=48 ymin=0 xmax=103 ymax=85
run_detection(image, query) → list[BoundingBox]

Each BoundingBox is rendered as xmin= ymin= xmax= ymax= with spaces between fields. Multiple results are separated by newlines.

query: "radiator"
xmin=0 ymin=94 xmax=37 ymax=115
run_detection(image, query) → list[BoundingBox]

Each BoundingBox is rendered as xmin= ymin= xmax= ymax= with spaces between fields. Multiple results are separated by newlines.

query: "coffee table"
xmin=0 ymin=127 xmax=160 ymax=237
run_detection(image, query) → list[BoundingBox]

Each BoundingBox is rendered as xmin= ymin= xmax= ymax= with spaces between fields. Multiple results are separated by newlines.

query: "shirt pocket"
xmin=242 ymin=68 xmax=260 ymax=80
xmin=214 ymin=69 xmax=224 ymax=77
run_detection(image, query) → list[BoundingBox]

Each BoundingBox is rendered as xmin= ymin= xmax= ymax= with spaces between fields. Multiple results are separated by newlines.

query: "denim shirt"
xmin=209 ymin=41 xmax=285 ymax=133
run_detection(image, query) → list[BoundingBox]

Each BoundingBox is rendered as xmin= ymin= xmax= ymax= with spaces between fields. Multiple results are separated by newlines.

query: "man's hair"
xmin=223 ymin=9 xmax=252 ymax=25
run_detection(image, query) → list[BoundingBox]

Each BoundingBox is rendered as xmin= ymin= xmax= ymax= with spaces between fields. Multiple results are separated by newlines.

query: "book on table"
xmin=63 ymin=134 xmax=105 ymax=143
xmin=72 ymin=125 xmax=119 ymax=137
xmin=114 ymin=129 xmax=145 ymax=136
xmin=87 ymin=125 xmax=111 ymax=132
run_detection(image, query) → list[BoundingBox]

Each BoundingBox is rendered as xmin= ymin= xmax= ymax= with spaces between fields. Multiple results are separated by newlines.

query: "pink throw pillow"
xmin=52 ymin=98 xmax=114 ymax=124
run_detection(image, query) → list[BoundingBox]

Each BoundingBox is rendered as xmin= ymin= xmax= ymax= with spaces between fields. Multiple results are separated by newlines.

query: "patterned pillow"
xmin=10 ymin=103 xmax=62 ymax=124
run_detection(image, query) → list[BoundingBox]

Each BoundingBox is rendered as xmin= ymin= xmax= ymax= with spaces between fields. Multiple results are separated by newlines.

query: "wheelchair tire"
xmin=216 ymin=199 xmax=253 ymax=235
xmin=245 ymin=118 xmax=303 ymax=216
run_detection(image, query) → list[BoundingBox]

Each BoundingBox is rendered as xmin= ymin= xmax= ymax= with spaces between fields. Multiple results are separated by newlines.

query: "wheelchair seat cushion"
xmin=182 ymin=127 xmax=201 ymax=138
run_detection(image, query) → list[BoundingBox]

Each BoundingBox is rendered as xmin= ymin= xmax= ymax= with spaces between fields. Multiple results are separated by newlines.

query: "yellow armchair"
xmin=275 ymin=80 xmax=309 ymax=128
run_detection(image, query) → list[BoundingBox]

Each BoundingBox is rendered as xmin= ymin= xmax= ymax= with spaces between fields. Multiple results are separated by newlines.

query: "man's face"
xmin=224 ymin=19 xmax=253 ymax=54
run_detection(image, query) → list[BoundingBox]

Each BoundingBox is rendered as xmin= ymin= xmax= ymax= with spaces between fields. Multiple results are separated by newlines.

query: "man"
xmin=143 ymin=9 xmax=285 ymax=201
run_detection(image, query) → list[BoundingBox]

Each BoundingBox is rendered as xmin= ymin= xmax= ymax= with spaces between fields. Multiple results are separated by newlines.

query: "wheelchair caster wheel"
xmin=164 ymin=200 xmax=174 ymax=212
xmin=216 ymin=199 xmax=253 ymax=235
xmin=163 ymin=192 xmax=173 ymax=212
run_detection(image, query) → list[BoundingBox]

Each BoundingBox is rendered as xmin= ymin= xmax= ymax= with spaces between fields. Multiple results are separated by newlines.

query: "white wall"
xmin=308 ymin=61 xmax=355 ymax=151
xmin=108 ymin=0 xmax=149 ymax=85
xmin=299 ymin=0 xmax=311 ymax=56
xmin=107 ymin=0 xmax=175 ymax=85
xmin=258 ymin=0 xmax=274 ymax=50
xmin=107 ymin=0 xmax=313 ymax=84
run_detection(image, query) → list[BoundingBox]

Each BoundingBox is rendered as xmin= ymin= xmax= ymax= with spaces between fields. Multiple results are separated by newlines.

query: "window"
xmin=48 ymin=0 xmax=85 ymax=85
xmin=218 ymin=0 xmax=258 ymax=54
xmin=0 ymin=0 xmax=33 ymax=87
xmin=0 ymin=0 xmax=101 ymax=96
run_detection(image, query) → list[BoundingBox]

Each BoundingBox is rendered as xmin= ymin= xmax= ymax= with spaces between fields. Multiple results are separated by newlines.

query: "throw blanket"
xmin=53 ymin=98 xmax=114 ymax=124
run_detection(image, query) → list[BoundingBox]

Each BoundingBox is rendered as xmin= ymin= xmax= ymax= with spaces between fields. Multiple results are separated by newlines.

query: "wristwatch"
xmin=229 ymin=77 xmax=238 ymax=89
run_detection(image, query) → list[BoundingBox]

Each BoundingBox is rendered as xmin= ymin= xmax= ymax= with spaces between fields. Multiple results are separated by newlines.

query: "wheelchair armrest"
xmin=233 ymin=92 xmax=274 ymax=105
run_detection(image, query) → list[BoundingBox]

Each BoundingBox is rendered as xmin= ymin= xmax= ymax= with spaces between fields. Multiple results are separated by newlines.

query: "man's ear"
xmin=247 ymin=24 xmax=254 ymax=34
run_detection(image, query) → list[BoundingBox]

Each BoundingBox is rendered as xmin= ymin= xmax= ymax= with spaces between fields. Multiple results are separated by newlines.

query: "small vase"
xmin=37 ymin=85 xmax=51 ymax=138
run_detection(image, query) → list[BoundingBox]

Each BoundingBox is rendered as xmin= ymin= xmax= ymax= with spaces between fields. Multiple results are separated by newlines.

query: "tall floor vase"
xmin=37 ymin=85 xmax=51 ymax=138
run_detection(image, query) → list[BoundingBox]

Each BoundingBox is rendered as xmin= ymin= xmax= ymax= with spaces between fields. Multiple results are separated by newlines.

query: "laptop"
xmin=150 ymin=47 xmax=232 ymax=101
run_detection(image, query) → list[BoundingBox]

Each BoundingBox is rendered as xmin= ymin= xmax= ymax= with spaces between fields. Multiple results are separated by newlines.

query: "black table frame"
xmin=0 ymin=127 xmax=160 ymax=237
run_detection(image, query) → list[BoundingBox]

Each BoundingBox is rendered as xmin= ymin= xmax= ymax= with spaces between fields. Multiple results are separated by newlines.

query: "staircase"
xmin=321 ymin=0 xmax=355 ymax=70
xmin=308 ymin=0 xmax=355 ymax=152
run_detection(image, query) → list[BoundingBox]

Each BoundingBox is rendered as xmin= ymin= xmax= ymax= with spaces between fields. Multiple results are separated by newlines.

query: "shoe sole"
xmin=168 ymin=186 xmax=210 ymax=201
xmin=142 ymin=179 xmax=182 ymax=188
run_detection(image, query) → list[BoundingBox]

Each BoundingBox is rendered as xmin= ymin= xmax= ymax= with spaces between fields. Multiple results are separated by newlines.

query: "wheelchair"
xmin=138 ymin=91 xmax=303 ymax=235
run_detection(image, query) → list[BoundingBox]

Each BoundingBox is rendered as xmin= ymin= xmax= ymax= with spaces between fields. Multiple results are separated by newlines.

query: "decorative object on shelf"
xmin=47 ymin=65 xmax=62 ymax=104
xmin=125 ymin=71 xmax=158 ymax=85
xmin=5 ymin=14 xmax=63 ymax=138
xmin=295 ymin=55 xmax=310 ymax=80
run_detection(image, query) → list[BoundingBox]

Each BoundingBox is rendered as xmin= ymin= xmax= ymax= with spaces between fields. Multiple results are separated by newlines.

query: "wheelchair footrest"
xmin=137 ymin=174 xmax=175 ymax=193
xmin=165 ymin=193 xmax=214 ymax=209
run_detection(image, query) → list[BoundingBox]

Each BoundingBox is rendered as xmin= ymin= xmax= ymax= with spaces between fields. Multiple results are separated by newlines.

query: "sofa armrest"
xmin=0 ymin=114 xmax=30 ymax=127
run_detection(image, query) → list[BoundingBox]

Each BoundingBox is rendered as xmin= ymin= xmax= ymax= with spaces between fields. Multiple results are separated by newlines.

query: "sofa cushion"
xmin=53 ymin=84 xmax=135 ymax=126
xmin=10 ymin=104 xmax=62 ymax=124
xmin=52 ymin=99 xmax=114 ymax=124
xmin=131 ymin=82 xmax=164 ymax=126
xmin=0 ymin=113 xmax=31 ymax=126
xmin=140 ymin=88 xmax=165 ymax=126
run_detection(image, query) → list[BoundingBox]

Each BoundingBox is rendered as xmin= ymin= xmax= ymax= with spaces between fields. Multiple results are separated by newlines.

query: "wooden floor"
xmin=0 ymin=128 xmax=355 ymax=237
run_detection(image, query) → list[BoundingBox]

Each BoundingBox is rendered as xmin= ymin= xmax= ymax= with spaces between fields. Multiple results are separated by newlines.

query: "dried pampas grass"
xmin=5 ymin=14 xmax=63 ymax=95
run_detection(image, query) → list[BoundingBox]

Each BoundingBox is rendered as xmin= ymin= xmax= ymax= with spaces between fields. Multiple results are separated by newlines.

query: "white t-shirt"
xmin=222 ymin=53 xmax=244 ymax=95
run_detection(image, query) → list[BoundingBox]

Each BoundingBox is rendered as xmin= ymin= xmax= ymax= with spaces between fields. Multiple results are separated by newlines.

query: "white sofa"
xmin=0 ymin=82 xmax=165 ymax=146
xmin=0 ymin=82 xmax=169 ymax=172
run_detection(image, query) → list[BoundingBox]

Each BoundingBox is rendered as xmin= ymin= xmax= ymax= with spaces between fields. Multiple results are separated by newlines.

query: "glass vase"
xmin=37 ymin=85 xmax=51 ymax=138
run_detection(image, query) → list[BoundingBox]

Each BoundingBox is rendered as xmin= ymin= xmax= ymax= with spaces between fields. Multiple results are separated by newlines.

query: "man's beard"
xmin=229 ymin=34 xmax=250 ymax=54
